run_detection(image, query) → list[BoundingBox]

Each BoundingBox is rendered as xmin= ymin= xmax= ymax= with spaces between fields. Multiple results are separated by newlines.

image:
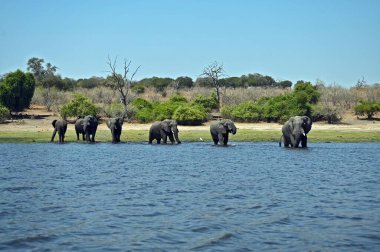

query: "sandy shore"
xmin=1 ymin=106 xmax=380 ymax=132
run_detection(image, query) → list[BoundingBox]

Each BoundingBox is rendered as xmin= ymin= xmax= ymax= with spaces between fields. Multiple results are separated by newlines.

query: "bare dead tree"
xmin=105 ymin=56 xmax=140 ymax=119
xmin=201 ymin=61 xmax=225 ymax=111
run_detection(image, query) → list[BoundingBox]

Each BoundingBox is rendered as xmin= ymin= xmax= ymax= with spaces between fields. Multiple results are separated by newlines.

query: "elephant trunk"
xmin=173 ymin=129 xmax=181 ymax=144
xmin=293 ymin=129 xmax=305 ymax=148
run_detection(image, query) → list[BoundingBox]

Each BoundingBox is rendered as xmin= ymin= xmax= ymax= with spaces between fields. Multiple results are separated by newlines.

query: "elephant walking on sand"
xmin=75 ymin=115 xmax=98 ymax=142
xmin=51 ymin=119 xmax=67 ymax=143
xmin=279 ymin=116 xmax=312 ymax=148
xmin=107 ymin=117 xmax=123 ymax=143
xmin=210 ymin=119 xmax=237 ymax=145
xmin=149 ymin=119 xmax=181 ymax=144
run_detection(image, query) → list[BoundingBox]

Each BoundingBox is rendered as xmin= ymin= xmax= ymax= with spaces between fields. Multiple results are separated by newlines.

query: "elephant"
xmin=279 ymin=116 xmax=312 ymax=148
xmin=107 ymin=117 xmax=123 ymax=143
xmin=149 ymin=119 xmax=181 ymax=144
xmin=51 ymin=119 xmax=67 ymax=143
xmin=75 ymin=115 xmax=98 ymax=142
xmin=210 ymin=119 xmax=237 ymax=145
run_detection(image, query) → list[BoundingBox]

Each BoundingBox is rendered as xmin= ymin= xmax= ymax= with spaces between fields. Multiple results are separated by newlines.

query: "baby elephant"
xmin=107 ymin=117 xmax=124 ymax=143
xmin=51 ymin=119 xmax=67 ymax=143
xmin=210 ymin=119 xmax=237 ymax=145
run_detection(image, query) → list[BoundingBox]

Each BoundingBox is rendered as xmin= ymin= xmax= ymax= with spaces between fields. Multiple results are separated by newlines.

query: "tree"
xmin=174 ymin=76 xmax=193 ymax=90
xmin=354 ymin=100 xmax=380 ymax=119
xmin=105 ymin=56 xmax=140 ymax=119
xmin=60 ymin=94 xmax=98 ymax=118
xmin=0 ymin=70 xmax=35 ymax=112
xmin=201 ymin=62 xmax=225 ymax=111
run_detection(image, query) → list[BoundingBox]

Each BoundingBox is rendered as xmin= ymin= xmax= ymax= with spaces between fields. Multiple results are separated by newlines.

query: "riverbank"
xmin=1 ymin=105 xmax=379 ymax=143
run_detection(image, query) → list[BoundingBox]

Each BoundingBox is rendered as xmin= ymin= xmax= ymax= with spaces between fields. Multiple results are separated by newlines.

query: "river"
xmin=0 ymin=142 xmax=379 ymax=251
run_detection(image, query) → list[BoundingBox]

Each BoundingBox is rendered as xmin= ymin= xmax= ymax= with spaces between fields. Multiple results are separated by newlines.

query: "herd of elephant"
xmin=51 ymin=115 xmax=312 ymax=148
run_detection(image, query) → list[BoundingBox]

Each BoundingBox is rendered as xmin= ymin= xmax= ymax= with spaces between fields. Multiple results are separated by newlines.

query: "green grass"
xmin=0 ymin=129 xmax=379 ymax=143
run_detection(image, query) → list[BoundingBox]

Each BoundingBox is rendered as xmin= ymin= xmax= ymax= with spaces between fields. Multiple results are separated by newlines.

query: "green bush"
xmin=230 ymin=101 xmax=262 ymax=122
xmin=173 ymin=104 xmax=207 ymax=125
xmin=131 ymin=98 xmax=152 ymax=109
xmin=169 ymin=95 xmax=188 ymax=103
xmin=0 ymin=105 xmax=10 ymax=123
xmin=192 ymin=93 xmax=218 ymax=112
xmin=131 ymin=84 xmax=145 ymax=94
xmin=60 ymin=94 xmax=99 ymax=118
xmin=135 ymin=107 xmax=154 ymax=123
xmin=104 ymin=102 xmax=125 ymax=118
xmin=221 ymin=105 xmax=236 ymax=119
xmin=354 ymin=100 xmax=380 ymax=119
xmin=152 ymin=101 xmax=180 ymax=120
xmin=0 ymin=70 xmax=35 ymax=112
xmin=312 ymin=105 xmax=342 ymax=124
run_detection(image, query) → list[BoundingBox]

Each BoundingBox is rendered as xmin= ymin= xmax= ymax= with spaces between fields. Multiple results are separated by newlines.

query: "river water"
xmin=0 ymin=142 xmax=379 ymax=251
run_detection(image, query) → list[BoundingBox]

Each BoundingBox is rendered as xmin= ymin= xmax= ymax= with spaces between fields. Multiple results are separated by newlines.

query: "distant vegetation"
xmin=1 ymin=57 xmax=380 ymax=124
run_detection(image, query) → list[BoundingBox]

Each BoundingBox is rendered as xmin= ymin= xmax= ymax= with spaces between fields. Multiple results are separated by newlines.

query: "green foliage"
xmin=169 ymin=95 xmax=188 ymax=103
xmin=137 ymin=77 xmax=174 ymax=92
xmin=0 ymin=70 xmax=35 ymax=112
xmin=173 ymin=104 xmax=207 ymax=125
xmin=131 ymin=98 xmax=152 ymax=109
xmin=104 ymin=102 xmax=125 ymax=118
xmin=192 ymin=93 xmax=218 ymax=112
xmin=152 ymin=101 xmax=181 ymax=120
xmin=293 ymin=80 xmax=320 ymax=104
xmin=312 ymin=105 xmax=342 ymax=124
xmin=0 ymin=105 xmax=10 ymax=123
xmin=221 ymin=105 xmax=236 ymax=119
xmin=77 ymin=77 xmax=104 ymax=89
xmin=230 ymin=101 xmax=262 ymax=122
xmin=60 ymin=94 xmax=98 ymax=118
xmin=175 ymin=76 xmax=193 ymax=89
xmin=134 ymin=108 xmax=154 ymax=123
xmin=354 ymin=100 xmax=380 ymax=119
xmin=131 ymin=84 xmax=145 ymax=94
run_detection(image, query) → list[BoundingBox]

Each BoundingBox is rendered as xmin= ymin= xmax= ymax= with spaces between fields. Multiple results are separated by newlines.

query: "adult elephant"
xmin=107 ymin=117 xmax=123 ymax=143
xmin=75 ymin=115 xmax=98 ymax=142
xmin=210 ymin=119 xmax=237 ymax=146
xmin=51 ymin=119 xmax=67 ymax=143
xmin=280 ymin=116 xmax=312 ymax=148
xmin=149 ymin=119 xmax=181 ymax=144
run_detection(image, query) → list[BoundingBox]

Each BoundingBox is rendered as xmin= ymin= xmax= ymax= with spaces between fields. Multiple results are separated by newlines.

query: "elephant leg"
xmin=156 ymin=137 xmax=161 ymax=144
xmin=301 ymin=135 xmax=307 ymax=148
xmin=91 ymin=132 xmax=96 ymax=142
xmin=168 ymin=133 xmax=175 ymax=144
xmin=212 ymin=134 xmax=219 ymax=145
xmin=82 ymin=133 xmax=85 ymax=141
xmin=76 ymin=131 xmax=79 ymax=141
xmin=218 ymin=133 xmax=224 ymax=146
xmin=51 ymin=129 xmax=57 ymax=142
xmin=223 ymin=133 xmax=229 ymax=145
xmin=162 ymin=133 xmax=168 ymax=144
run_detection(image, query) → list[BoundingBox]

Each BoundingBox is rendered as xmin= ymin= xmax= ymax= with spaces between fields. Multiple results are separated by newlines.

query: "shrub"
xmin=221 ymin=105 xmax=236 ymax=119
xmin=131 ymin=84 xmax=145 ymax=94
xmin=131 ymin=98 xmax=152 ymax=109
xmin=169 ymin=94 xmax=188 ymax=103
xmin=312 ymin=105 xmax=342 ymax=124
xmin=0 ymin=105 xmax=10 ymax=123
xmin=192 ymin=93 xmax=218 ymax=112
xmin=152 ymin=101 xmax=180 ymax=120
xmin=60 ymin=94 xmax=99 ymax=118
xmin=173 ymin=104 xmax=207 ymax=125
xmin=230 ymin=101 xmax=262 ymax=122
xmin=0 ymin=70 xmax=35 ymax=112
xmin=103 ymin=102 xmax=125 ymax=118
xmin=134 ymin=107 xmax=154 ymax=123
xmin=354 ymin=100 xmax=380 ymax=119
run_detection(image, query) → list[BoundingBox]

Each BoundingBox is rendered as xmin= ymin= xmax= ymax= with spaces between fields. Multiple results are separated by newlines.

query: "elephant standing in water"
xmin=149 ymin=119 xmax=181 ymax=144
xmin=210 ymin=119 xmax=237 ymax=145
xmin=107 ymin=117 xmax=123 ymax=143
xmin=280 ymin=116 xmax=312 ymax=148
xmin=51 ymin=119 xmax=67 ymax=143
xmin=75 ymin=115 xmax=98 ymax=142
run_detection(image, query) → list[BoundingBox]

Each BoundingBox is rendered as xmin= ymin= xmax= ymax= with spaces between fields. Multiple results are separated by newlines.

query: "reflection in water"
xmin=0 ymin=142 xmax=379 ymax=251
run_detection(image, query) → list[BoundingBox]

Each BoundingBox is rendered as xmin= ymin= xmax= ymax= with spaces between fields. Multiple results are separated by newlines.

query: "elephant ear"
xmin=303 ymin=116 xmax=312 ymax=134
xmin=118 ymin=117 xmax=124 ymax=125
xmin=106 ymin=120 xmax=111 ymax=129
xmin=288 ymin=117 xmax=295 ymax=132
xmin=162 ymin=122 xmax=170 ymax=132
xmin=218 ymin=123 xmax=227 ymax=134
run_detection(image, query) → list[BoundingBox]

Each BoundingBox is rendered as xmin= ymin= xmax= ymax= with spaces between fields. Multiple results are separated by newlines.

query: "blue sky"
xmin=1 ymin=0 xmax=379 ymax=86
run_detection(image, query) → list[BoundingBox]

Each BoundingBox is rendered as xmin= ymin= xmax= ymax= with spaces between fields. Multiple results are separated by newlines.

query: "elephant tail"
xmin=279 ymin=135 xmax=283 ymax=147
